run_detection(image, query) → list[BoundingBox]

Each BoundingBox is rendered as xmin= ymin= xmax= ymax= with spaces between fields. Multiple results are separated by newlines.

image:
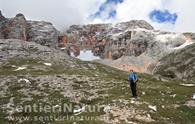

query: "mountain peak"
xmin=116 ymin=20 xmax=154 ymax=30
xmin=14 ymin=13 xmax=26 ymax=20
xmin=0 ymin=10 xmax=5 ymax=20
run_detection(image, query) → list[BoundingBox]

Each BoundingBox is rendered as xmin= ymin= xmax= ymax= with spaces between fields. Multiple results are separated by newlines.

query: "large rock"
xmin=0 ymin=11 xmax=59 ymax=48
xmin=26 ymin=21 xmax=59 ymax=47
xmin=0 ymin=39 xmax=73 ymax=66
xmin=5 ymin=13 xmax=27 ymax=40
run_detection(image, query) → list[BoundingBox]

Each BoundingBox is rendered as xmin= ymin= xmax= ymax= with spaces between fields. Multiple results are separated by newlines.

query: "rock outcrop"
xmin=65 ymin=21 xmax=194 ymax=75
xmin=5 ymin=13 xmax=27 ymax=40
xmin=0 ymin=11 xmax=59 ymax=47
xmin=58 ymin=33 xmax=68 ymax=48
xmin=0 ymin=10 xmax=8 ymax=39
xmin=65 ymin=20 xmax=154 ymax=59
xmin=153 ymin=43 xmax=195 ymax=79
xmin=26 ymin=21 xmax=59 ymax=47
xmin=0 ymin=10 xmax=194 ymax=79
xmin=0 ymin=39 xmax=73 ymax=65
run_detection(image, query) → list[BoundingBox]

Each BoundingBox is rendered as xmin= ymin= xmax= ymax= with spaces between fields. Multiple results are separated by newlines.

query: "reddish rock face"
xmin=69 ymin=45 xmax=80 ymax=57
xmin=92 ymin=38 xmax=107 ymax=58
xmin=58 ymin=34 xmax=81 ymax=56
xmin=0 ymin=11 xmax=59 ymax=48
xmin=5 ymin=13 xmax=27 ymax=41
xmin=58 ymin=34 xmax=68 ymax=48
xmin=65 ymin=20 xmax=153 ymax=60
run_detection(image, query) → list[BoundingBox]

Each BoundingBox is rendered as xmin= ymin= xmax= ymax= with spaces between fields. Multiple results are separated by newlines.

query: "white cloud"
xmin=91 ymin=0 xmax=195 ymax=32
xmin=0 ymin=0 xmax=100 ymax=30
xmin=166 ymin=0 xmax=195 ymax=32
xmin=114 ymin=0 xmax=195 ymax=32
xmin=116 ymin=0 xmax=162 ymax=22
xmin=0 ymin=0 xmax=195 ymax=32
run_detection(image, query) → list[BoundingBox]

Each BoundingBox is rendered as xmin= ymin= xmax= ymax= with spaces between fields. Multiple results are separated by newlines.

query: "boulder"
xmin=111 ymin=50 xmax=123 ymax=60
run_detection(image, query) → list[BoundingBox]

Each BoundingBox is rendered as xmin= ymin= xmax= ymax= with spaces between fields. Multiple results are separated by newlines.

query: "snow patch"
xmin=180 ymin=83 xmax=195 ymax=87
xmin=156 ymin=34 xmax=180 ymax=43
xmin=170 ymin=94 xmax=176 ymax=98
xmin=18 ymin=78 xmax=30 ymax=84
xmin=148 ymin=105 xmax=157 ymax=112
xmin=14 ymin=66 xmax=27 ymax=71
xmin=11 ymin=65 xmax=17 ymax=68
xmin=155 ymin=33 xmax=193 ymax=50
xmin=43 ymin=63 xmax=52 ymax=66
xmin=174 ymin=41 xmax=194 ymax=49
xmin=60 ymin=47 xmax=66 ymax=50
xmin=193 ymin=94 xmax=195 ymax=100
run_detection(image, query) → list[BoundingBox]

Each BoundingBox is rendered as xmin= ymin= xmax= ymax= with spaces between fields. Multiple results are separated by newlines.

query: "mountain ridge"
xmin=0 ymin=11 xmax=195 ymax=123
xmin=1 ymin=11 xmax=195 ymax=79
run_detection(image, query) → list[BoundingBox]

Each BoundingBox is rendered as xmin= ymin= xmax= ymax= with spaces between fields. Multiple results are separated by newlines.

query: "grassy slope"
xmin=0 ymin=58 xmax=194 ymax=124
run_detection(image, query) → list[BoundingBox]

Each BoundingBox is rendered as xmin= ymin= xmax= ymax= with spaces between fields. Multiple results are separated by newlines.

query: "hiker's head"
xmin=129 ymin=69 xmax=134 ymax=73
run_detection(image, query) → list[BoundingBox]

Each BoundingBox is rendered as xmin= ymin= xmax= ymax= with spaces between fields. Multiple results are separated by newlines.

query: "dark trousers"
xmin=129 ymin=80 xmax=137 ymax=97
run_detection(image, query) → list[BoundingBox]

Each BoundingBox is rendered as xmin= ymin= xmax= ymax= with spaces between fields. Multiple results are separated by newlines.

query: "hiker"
xmin=128 ymin=69 xmax=138 ymax=98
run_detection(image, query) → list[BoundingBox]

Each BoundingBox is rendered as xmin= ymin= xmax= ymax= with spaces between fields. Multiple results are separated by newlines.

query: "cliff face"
xmin=26 ymin=21 xmax=59 ymax=47
xmin=65 ymin=20 xmax=154 ymax=59
xmin=0 ymin=11 xmax=59 ymax=47
xmin=153 ymin=43 xmax=195 ymax=80
xmin=1 ymin=10 xmax=195 ymax=79
xmin=65 ymin=20 xmax=195 ymax=74
xmin=0 ymin=11 xmax=8 ymax=39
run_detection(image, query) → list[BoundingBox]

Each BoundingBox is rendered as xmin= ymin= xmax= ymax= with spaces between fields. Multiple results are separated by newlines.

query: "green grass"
xmin=0 ymin=58 xmax=195 ymax=124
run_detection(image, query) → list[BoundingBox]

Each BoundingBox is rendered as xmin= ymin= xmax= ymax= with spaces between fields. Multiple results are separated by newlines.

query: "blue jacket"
xmin=128 ymin=73 xmax=138 ymax=82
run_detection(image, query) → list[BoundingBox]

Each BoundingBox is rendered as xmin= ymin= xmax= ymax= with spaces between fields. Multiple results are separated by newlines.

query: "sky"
xmin=76 ymin=50 xmax=100 ymax=61
xmin=0 ymin=0 xmax=195 ymax=32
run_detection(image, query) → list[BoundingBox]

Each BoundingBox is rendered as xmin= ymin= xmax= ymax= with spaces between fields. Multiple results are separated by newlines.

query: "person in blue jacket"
xmin=128 ymin=69 xmax=138 ymax=98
